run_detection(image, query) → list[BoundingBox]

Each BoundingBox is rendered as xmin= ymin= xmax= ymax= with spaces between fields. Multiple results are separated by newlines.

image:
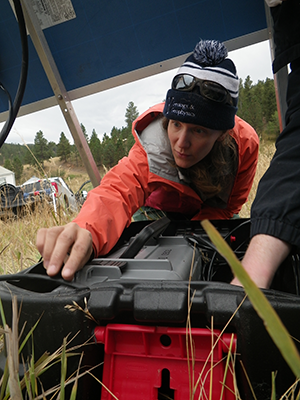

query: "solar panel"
xmin=0 ymin=0 xmax=268 ymax=119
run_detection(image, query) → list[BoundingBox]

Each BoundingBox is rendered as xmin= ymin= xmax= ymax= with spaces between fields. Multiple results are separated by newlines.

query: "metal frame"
xmin=20 ymin=0 xmax=101 ymax=187
xmin=264 ymin=2 xmax=288 ymax=131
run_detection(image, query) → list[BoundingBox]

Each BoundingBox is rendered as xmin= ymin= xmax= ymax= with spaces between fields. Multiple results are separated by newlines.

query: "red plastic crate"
xmin=94 ymin=324 xmax=236 ymax=400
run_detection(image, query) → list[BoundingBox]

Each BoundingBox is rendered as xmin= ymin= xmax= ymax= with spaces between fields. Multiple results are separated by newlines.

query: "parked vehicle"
xmin=0 ymin=183 xmax=24 ymax=216
xmin=0 ymin=176 xmax=91 ymax=217
xmin=0 ymin=178 xmax=56 ymax=217
xmin=49 ymin=177 xmax=78 ymax=213
xmin=20 ymin=176 xmax=56 ymax=207
xmin=49 ymin=177 xmax=91 ymax=213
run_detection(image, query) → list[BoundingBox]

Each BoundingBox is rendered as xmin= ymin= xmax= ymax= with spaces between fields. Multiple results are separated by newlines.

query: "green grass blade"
xmin=0 ymin=298 xmax=7 ymax=328
xmin=220 ymin=333 xmax=235 ymax=400
xmin=201 ymin=219 xmax=300 ymax=378
xmin=69 ymin=379 xmax=78 ymax=400
xmin=69 ymin=351 xmax=83 ymax=400
xmin=0 ymin=360 xmax=9 ymax=400
xmin=29 ymin=336 xmax=37 ymax=397
xmin=23 ymin=371 xmax=32 ymax=400
xmin=270 ymin=371 xmax=276 ymax=400
xmin=19 ymin=316 xmax=42 ymax=354
xmin=60 ymin=337 xmax=67 ymax=400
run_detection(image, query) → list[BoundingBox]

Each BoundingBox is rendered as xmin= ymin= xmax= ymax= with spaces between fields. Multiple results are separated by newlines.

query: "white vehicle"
xmin=49 ymin=177 xmax=79 ymax=213
xmin=18 ymin=176 xmax=90 ymax=214
xmin=19 ymin=177 xmax=56 ymax=210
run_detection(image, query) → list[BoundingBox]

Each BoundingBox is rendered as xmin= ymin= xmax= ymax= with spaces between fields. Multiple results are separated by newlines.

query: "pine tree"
xmin=237 ymin=77 xmax=263 ymax=137
xmin=4 ymin=159 xmax=13 ymax=171
xmin=237 ymin=76 xmax=253 ymax=124
xmin=123 ymin=101 xmax=139 ymax=153
xmin=48 ymin=141 xmax=57 ymax=158
xmin=125 ymin=101 xmax=139 ymax=129
xmin=89 ymin=129 xmax=102 ymax=165
xmin=80 ymin=123 xmax=89 ymax=144
xmin=57 ymin=132 xmax=71 ymax=162
xmin=262 ymin=78 xmax=277 ymax=123
xmin=12 ymin=156 xmax=23 ymax=182
xmin=265 ymin=111 xmax=280 ymax=139
xmin=33 ymin=130 xmax=50 ymax=167
xmin=24 ymin=145 xmax=35 ymax=165
xmin=101 ymin=133 xmax=115 ymax=168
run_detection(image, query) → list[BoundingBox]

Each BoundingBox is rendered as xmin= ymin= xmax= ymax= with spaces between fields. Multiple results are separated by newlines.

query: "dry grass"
xmin=0 ymin=203 xmax=77 ymax=275
xmin=0 ymin=143 xmax=275 ymax=274
xmin=239 ymin=141 xmax=275 ymax=218
xmin=0 ymin=157 xmax=92 ymax=274
xmin=0 ymin=296 xmax=99 ymax=400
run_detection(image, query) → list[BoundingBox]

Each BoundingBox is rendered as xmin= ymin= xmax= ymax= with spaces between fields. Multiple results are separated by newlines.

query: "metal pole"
xmin=264 ymin=2 xmax=288 ymax=131
xmin=20 ymin=0 xmax=101 ymax=188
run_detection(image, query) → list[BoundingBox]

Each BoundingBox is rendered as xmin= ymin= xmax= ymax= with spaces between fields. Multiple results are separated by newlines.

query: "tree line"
xmin=237 ymin=76 xmax=279 ymax=138
xmin=0 ymin=76 xmax=279 ymax=184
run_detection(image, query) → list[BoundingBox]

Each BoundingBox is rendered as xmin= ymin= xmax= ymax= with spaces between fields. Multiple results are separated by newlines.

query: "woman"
xmin=36 ymin=39 xmax=259 ymax=281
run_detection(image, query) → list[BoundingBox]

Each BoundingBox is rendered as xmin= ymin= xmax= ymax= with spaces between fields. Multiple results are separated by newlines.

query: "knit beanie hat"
xmin=163 ymin=40 xmax=239 ymax=130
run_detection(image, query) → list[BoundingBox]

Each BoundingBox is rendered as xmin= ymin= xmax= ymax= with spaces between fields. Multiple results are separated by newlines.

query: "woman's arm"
xmin=37 ymin=143 xmax=152 ymax=280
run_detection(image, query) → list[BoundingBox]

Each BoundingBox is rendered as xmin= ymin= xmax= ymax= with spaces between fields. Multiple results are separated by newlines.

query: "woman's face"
xmin=167 ymin=120 xmax=225 ymax=169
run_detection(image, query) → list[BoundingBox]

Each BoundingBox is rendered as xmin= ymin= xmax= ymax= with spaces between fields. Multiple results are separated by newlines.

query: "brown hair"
xmin=162 ymin=117 xmax=238 ymax=199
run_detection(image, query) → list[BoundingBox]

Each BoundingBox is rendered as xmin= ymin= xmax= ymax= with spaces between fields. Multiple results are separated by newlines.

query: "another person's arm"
xmin=231 ymin=234 xmax=291 ymax=288
xmin=230 ymin=0 xmax=300 ymax=289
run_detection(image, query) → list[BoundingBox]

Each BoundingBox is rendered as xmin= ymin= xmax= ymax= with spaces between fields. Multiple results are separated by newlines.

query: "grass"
xmin=0 ymin=202 xmax=76 ymax=275
xmin=0 ymin=296 xmax=100 ymax=400
xmin=0 ymin=156 xmax=93 ymax=274
xmin=239 ymin=140 xmax=275 ymax=218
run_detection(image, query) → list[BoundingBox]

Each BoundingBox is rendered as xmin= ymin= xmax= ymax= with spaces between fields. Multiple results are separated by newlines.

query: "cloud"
xmin=230 ymin=40 xmax=273 ymax=83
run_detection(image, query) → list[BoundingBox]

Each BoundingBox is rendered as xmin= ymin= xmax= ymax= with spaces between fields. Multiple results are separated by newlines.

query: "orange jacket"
xmin=73 ymin=103 xmax=259 ymax=257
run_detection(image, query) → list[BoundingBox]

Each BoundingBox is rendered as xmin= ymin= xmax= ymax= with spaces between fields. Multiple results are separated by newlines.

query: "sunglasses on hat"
xmin=172 ymin=74 xmax=233 ymax=106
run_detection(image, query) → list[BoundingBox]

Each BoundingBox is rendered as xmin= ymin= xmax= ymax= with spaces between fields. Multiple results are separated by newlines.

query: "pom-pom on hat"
xmin=163 ymin=39 xmax=239 ymax=130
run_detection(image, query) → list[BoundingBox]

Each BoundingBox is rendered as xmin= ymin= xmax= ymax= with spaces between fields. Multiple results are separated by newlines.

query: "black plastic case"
xmin=0 ymin=218 xmax=299 ymax=399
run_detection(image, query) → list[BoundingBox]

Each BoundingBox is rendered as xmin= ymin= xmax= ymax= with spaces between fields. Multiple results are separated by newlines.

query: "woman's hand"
xmin=36 ymin=222 xmax=93 ymax=281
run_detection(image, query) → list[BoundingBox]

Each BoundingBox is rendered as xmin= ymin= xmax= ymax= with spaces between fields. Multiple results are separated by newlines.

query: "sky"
xmin=1 ymin=39 xmax=274 ymax=145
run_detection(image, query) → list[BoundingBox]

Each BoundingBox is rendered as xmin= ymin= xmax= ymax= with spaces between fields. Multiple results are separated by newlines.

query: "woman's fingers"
xmin=36 ymin=223 xmax=93 ymax=281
